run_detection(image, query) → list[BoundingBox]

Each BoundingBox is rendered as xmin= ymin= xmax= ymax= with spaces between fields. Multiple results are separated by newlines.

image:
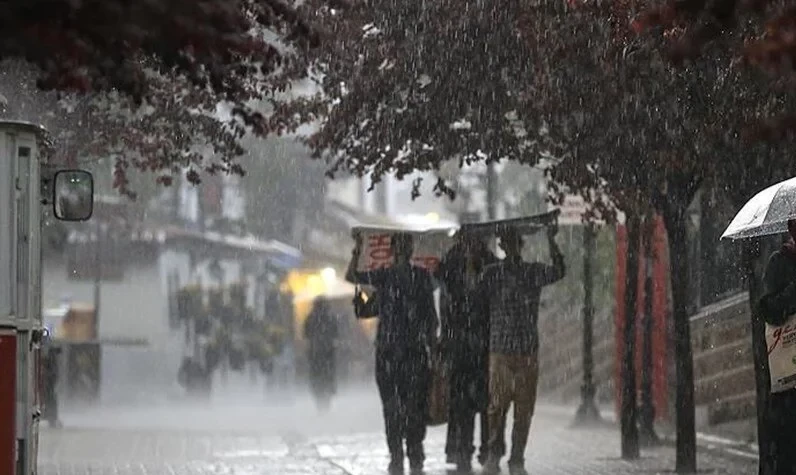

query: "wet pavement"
xmin=38 ymin=386 xmax=757 ymax=475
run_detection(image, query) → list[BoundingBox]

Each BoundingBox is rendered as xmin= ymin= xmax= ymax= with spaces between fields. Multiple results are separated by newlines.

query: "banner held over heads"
xmin=459 ymin=209 xmax=560 ymax=237
xmin=352 ymin=226 xmax=456 ymax=274
xmin=349 ymin=210 xmax=560 ymax=274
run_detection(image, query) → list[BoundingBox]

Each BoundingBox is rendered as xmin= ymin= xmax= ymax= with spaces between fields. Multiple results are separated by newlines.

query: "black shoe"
xmin=388 ymin=459 xmax=404 ymax=475
xmin=508 ymin=460 xmax=527 ymax=475
xmin=409 ymin=459 xmax=424 ymax=475
xmin=483 ymin=457 xmax=501 ymax=475
xmin=456 ymin=458 xmax=473 ymax=474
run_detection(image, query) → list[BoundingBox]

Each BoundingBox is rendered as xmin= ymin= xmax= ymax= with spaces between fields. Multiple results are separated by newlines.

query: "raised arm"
xmin=345 ymin=236 xmax=363 ymax=283
xmin=525 ymin=225 xmax=566 ymax=287
xmin=759 ymin=252 xmax=796 ymax=326
xmin=546 ymin=227 xmax=566 ymax=283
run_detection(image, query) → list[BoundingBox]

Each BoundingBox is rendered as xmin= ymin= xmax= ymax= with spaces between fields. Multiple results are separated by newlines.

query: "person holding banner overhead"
xmin=436 ymin=232 xmax=498 ymax=473
xmin=758 ymin=218 xmax=796 ymax=475
xmin=346 ymin=232 xmax=438 ymax=475
xmin=478 ymin=224 xmax=565 ymax=475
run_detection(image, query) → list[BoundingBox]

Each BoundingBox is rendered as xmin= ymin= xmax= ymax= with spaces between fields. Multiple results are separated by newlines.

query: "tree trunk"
xmin=620 ymin=213 xmax=641 ymax=460
xmin=743 ymin=240 xmax=773 ymax=475
xmin=639 ymin=219 xmax=659 ymax=446
xmin=664 ymin=206 xmax=697 ymax=473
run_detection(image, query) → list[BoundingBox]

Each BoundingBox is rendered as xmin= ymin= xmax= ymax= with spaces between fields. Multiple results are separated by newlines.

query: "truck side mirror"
xmin=53 ymin=170 xmax=94 ymax=221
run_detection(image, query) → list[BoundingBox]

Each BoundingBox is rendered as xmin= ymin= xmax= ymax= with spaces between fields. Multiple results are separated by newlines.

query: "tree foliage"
xmin=633 ymin=0 xmax=789 ymax=66
xmin=632 ymin=0 xmax=796 ymax=138
xmin=295 ymin=0 xmax=554 ymax=194
xmin=0 ymin=61 xmax=248 ymax=196
xmin=0 ymin=0 xmax=316 ymax=104
xmin=0 ymin=0 xmax=329 ymax=193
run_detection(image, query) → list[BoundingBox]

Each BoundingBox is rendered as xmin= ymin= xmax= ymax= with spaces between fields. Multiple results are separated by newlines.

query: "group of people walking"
xmin=345 ymin=224 xmax=565 ymax=475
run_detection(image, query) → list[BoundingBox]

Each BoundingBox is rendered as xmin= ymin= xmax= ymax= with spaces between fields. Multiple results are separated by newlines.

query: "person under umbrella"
xmin=722 ymin=177 xmax=796 ymax=474
xmin=758 ymin=219 xmax=796 ymax=475
xmin=346 ymin=232 xmax=438 ymax=475
xmin=436 ymin=232 xmax=499 ymax=472
xmin=476 ymin=225 xmax=565 ymax=475
xmin=304 ymin=296 xmax=339 ymax=411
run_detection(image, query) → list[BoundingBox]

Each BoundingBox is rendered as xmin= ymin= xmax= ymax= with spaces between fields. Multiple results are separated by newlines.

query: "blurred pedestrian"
xmin=758 ymin=218 xmax=796 ymax=475
xmin=347 ymin=232 xmax=438 ymax=475
xmin=436 ymin=232 xmax=498 ymax=472
xmin=477 ymin=225 xmax=565 ymax=475
xmin=304 ymin=296 xmax=339 ymax=411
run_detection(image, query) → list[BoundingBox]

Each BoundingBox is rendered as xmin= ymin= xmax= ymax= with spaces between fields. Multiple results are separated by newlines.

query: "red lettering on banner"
xmin=368 ymin=234 xmax=391 ymax=248
xmin=369 ymin=248 xmax=393 ymax=269
xmin=370 ymin=248 xmax=392 ymax=261
xmin=412 ymin=256 xmax=440 ymax=273
xmin=367 ymin=233 xmax=393 ymax=270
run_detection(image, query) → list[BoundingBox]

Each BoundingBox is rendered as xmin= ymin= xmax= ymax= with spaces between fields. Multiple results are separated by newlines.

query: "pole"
xmin=574 ymin=224 xmax=601 ymax=426
xmin=639 ymin=220 xmax=659 ymax=445
xmin=486 ymin=163 xmax=498 ymax=220
xmin=92 ymin=218 xmax=102 ymax=338
xmin=91 ymin=218 xmax=103 ymax=403
xmin=620 ymin=214 xmax=641 ymax=460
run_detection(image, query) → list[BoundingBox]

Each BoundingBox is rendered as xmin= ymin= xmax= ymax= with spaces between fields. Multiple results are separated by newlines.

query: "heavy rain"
xmin=0 ymin=1 xmax=794 ymax=475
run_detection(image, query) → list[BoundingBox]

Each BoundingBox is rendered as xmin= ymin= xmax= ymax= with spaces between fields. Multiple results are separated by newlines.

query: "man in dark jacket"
xmin=304 ymin=296 xmax=339 ymax=411
xmin=347 ymin=232 xmax=438 ymax=475
xmin=758 ymin=219 xmax=796 ymax=475
xmin=436 ymin=232 xmax=498 ymax=472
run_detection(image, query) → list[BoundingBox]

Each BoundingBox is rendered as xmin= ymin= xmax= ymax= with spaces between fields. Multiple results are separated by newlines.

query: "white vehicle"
xmin=0 ymin=121 xmax=93 ymax=475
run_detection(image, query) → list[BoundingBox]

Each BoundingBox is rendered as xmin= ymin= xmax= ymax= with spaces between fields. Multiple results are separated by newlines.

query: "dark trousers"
xmin=768 ymin=391 xmax=796 ymax=475
xmin=487 ymin=353 xmax=539 ymax=465
xmin=376 ymin=346 xmax=430 ymax=464
xmin=308 ymin=349 xmax=336 ymax=396
xmin=43 ymin=386 xmax=58 ymax=425
xmin=445 ymin=347 xmax=490 ymax=463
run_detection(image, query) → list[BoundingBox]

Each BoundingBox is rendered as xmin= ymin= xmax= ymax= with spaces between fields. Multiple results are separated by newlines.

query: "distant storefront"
xmin=43 ymin=220 xmax=303 ymax=404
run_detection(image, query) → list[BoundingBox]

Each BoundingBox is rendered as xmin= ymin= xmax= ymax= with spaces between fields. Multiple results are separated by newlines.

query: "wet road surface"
xmin=38 ymin=385 xmax=756 ymax=475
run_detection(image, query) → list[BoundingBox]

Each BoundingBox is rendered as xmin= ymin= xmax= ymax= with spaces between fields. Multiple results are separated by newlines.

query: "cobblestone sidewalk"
xmin=38 ymin=406 xmax=756 ymax=475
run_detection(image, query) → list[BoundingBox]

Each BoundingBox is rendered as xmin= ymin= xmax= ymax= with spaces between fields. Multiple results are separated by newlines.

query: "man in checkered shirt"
xmin=477 ymin=225 xmax=565 ymax=475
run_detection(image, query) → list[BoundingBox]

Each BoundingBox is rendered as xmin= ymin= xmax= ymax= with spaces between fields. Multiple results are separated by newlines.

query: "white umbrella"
xmin=721 ymin=177 xmax=796 ymax=240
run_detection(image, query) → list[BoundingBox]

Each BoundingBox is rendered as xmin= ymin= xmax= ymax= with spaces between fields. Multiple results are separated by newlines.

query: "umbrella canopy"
xmin=721 ymin=177 xmax=796 ymax=240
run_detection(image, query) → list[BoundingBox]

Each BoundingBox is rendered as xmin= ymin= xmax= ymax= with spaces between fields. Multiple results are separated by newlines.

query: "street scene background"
xmin=2 ymin=1 xmax=793 ymax=473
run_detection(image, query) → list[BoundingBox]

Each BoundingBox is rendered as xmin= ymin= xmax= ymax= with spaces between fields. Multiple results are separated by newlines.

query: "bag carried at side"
xmin=765 ymin=314 xmax=796 ymax=393
xmin=353 ymin=286 xmax=380 ymax=319
xmin=427 ymin=353 xmax=448 ymax=426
